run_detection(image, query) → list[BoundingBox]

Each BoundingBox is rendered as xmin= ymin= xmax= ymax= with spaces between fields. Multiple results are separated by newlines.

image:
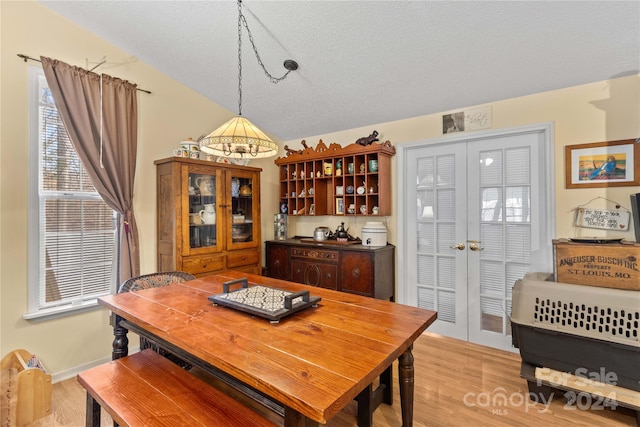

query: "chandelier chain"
xmin=237 ymin=1 xmax=243 ymax=116
xmin=201 ymin=0 xmax=290 ymax=159
xmin=237 ymin=0 xmax=293 ymax=116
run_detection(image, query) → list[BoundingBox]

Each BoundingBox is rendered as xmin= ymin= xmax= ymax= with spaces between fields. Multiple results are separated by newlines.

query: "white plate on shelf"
xmin=216 ymin=156 xmax=251 ymax=166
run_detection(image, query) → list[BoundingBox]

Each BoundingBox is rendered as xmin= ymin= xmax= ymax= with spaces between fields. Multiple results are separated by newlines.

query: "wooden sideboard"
xmin=265 ymin=238 xmax=395 ymax=301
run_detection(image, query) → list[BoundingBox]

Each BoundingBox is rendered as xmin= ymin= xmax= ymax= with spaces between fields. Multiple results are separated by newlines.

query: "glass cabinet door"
xmin=188 ymin=171 xmax=218 ymax=250
xmin=230 ymin=172 xmax=255 ymax=247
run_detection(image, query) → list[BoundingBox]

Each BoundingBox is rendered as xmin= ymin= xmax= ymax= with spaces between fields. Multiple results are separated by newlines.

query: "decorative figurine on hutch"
xmin=355 ymin=130 xmax=379 ymax=146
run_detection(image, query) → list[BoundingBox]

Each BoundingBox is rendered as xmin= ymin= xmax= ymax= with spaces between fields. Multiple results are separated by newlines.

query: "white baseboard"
xmin=51 ymin=347 xmax=140 ymax=383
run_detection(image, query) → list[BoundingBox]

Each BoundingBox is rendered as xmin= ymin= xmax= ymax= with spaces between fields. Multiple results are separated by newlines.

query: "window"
xmin=25 ymin=67 xmax=117 ymax=320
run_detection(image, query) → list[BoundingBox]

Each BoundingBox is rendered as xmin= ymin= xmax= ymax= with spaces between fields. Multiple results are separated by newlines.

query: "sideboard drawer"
xmin=291 ymin=248 xmax=339 ymax=262
xmin=182 ymin=254 xmax=225 ymax=275
xmin=227 ymin=250 xmax=260 ymax=269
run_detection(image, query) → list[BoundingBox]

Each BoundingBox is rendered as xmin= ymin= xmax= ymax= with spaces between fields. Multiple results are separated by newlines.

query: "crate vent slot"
xmin=533 ymin=296 xmax=639 ymax=343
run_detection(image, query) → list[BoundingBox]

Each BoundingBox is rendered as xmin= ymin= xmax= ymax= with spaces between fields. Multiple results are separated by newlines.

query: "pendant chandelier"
xmin=200 ymin=0 xmax=298 ymax=159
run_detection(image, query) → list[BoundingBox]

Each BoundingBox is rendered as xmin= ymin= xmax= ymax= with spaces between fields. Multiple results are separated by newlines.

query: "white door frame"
xmin=397 ymin=122 xmax=556 ymax=309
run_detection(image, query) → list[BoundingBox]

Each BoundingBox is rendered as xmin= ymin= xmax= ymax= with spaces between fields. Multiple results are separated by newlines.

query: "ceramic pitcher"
xmin=199 ymin=204 xmax=216 ymax=224
xmin=195 ymin=176 xmax=215 ymax=196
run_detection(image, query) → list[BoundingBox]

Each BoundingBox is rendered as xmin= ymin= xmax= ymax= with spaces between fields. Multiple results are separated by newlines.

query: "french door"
xmin=398 ymin=124 xmax=554 ymax=351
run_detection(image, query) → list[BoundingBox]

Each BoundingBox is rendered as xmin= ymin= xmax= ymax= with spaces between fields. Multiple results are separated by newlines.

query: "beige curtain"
xmin=41 ymin=57 xmax=140 ymax=283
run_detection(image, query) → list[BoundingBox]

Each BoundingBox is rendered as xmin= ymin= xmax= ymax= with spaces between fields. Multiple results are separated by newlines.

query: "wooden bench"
xmin=77 ymin=349 xmax=278 ymax=427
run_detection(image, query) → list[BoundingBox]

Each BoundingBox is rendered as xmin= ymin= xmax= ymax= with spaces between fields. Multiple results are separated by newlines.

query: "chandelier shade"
xmin=200 ymin=115 xmax=279 ymax=159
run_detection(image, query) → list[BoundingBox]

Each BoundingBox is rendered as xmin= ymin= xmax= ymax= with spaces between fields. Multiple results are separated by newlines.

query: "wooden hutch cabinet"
xmin=155 ymin=157 xmax=262 ymax=277
xmin=265 ymin=239 xmax=395 ymax=301
xmin=275 ymin=140 xmax=396 ymax=216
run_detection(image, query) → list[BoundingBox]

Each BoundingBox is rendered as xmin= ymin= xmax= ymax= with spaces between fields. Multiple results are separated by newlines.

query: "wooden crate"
xmin=553 ymin=239 xmax=640 ymax=290
xmin=1 ymin=349 xmax=51 ymax=426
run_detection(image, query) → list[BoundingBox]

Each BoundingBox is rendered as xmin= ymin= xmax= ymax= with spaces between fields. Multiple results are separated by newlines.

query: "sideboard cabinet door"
xmin=265 ymin=243 xmax=290 ymax=280
xmin=339 ymin=252 xmax=374 ymax=296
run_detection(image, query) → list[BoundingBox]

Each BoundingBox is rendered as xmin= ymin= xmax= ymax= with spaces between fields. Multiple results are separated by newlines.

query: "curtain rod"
xmin=17 ymin=54 xmax=152 ymax=94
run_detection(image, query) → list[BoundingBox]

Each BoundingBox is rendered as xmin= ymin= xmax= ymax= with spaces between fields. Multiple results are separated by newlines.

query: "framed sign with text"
xmin=574 ymin=207 xmax=629 ymax=231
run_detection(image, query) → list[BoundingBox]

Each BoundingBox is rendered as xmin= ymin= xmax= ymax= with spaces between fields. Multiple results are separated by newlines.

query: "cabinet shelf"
xmin=275 ymin=140 xmax=395 ymax=216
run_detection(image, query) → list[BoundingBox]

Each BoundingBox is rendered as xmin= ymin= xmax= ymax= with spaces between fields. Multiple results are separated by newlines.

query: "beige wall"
xmin=1 ymin=1 xmax=638 ymax=379
xmin=279 ymin=75 xmax=640 ymax=244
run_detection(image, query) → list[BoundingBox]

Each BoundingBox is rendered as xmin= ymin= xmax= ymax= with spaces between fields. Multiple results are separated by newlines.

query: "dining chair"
xmin=118 ymin=271 xmax=196 ymax=369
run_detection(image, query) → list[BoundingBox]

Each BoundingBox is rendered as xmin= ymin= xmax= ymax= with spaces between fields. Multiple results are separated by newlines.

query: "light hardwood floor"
xmin=26 ymin=332 xmax=637 ymax=426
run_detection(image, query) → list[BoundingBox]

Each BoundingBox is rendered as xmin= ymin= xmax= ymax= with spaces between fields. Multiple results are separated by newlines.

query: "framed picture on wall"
xmin=442 ymin=106 xmax=492 ymax=134
xmin=336 ymin=199 xmax=344 ymax=215
xmin=565 ymin=139 xmax=640 ymax=188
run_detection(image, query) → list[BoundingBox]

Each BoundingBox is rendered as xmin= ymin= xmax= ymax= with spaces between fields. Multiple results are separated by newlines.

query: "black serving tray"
xmin=208 ymin=278 xmax=321 ymax=323
xmin=568 ymin=237 xmax=624 ymax=244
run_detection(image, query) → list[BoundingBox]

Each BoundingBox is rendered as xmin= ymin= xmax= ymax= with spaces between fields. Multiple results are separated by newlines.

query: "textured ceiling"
xmin=40 ymin=1 xmax=640 ymax=142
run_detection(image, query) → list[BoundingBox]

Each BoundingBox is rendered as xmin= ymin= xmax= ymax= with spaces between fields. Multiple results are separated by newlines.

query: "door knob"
xmin=469 ymin=243 xmax=484 ymax=251
xmin=450 ymin=243 xmax=465 ymax=250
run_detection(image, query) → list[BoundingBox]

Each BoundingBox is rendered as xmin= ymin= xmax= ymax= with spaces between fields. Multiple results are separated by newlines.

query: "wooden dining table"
xmin=98 ymin=271 xmax=437 ymax=426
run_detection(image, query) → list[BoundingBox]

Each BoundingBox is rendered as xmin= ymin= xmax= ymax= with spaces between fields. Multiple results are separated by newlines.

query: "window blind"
xmin=36 ymin=72 xmax=115 ymax=310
